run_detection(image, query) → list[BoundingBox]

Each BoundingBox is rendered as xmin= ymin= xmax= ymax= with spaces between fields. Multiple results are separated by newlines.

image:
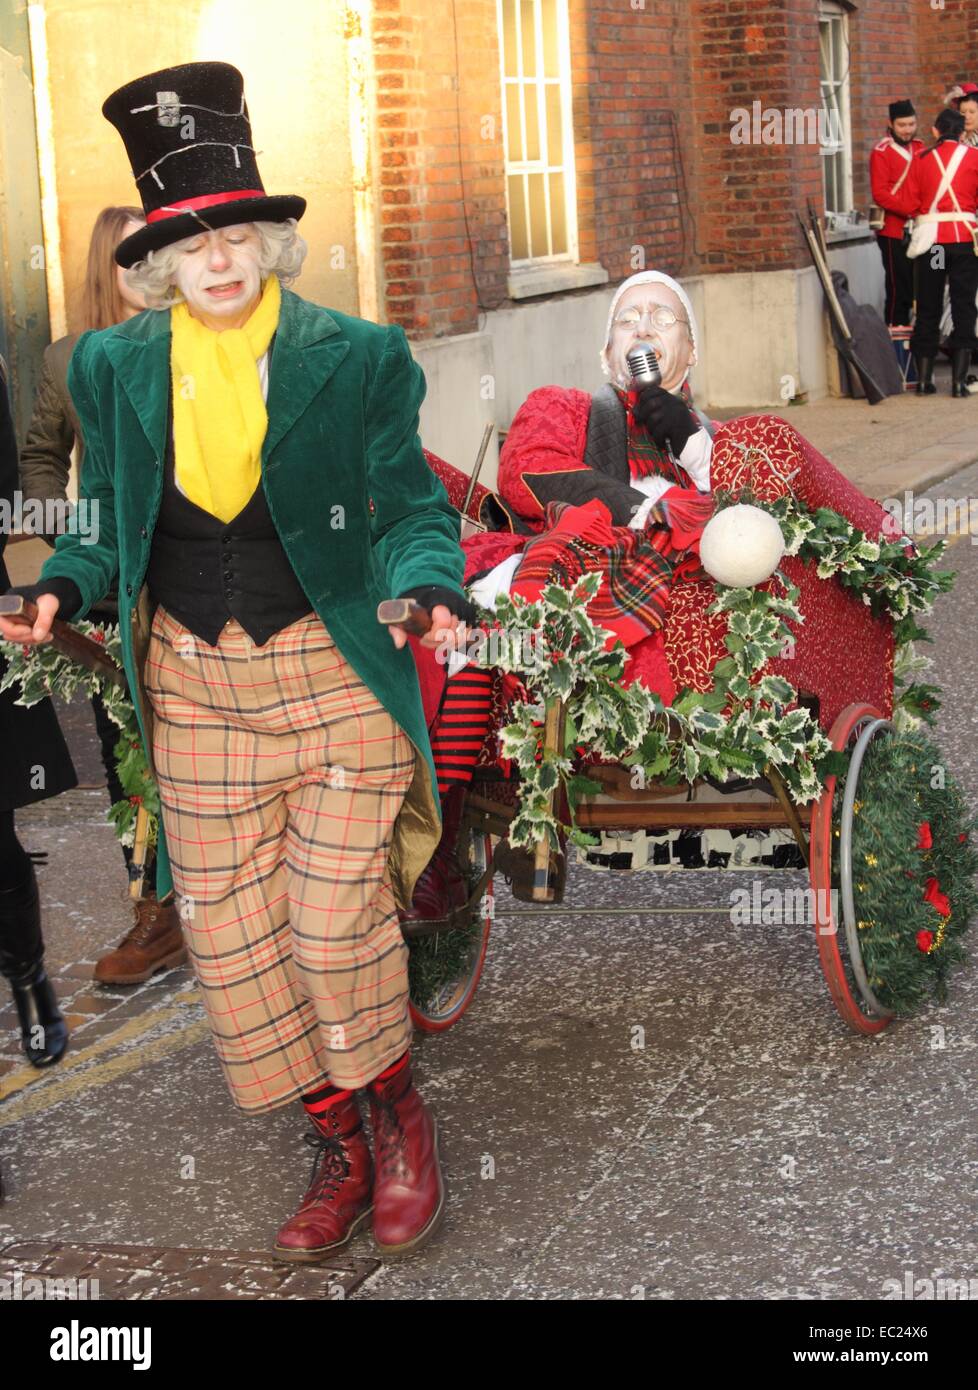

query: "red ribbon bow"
xmin=922 ymin=876 xmax=951 ymax=918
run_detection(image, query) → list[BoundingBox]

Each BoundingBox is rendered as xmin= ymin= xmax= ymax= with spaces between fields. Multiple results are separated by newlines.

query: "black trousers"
xmin=876 ymin=232 xmax=914 ymax=326
xmin=911 ymin=241 xmax=978 ymax=357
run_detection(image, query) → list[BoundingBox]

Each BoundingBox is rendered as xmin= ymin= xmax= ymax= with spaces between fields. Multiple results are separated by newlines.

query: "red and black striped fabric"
xmin=429 ymin=666 xmax=495 ymax=793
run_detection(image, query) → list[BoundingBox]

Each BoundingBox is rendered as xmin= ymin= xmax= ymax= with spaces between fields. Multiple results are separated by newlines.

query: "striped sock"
xmin=431 ymin=666 xmax=494 ymax=794
xmin=371 ymin=1050 xmax=409 ymax=1085
xmin=301 ymin=1080 xmax=354 ymax=1131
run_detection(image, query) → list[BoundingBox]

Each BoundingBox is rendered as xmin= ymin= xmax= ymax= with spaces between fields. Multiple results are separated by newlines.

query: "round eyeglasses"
xmin=613 ymin=304 xmax=689 ymax=332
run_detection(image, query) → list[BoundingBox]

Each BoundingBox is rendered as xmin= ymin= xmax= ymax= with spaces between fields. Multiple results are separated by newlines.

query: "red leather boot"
xmin=398 ymin=782 xmax=469 ymax=924
xmin=367 ymin=1056 xmax=445 ymax=1256
xmin=273 ymin=1095 xmax=373 ymax=1261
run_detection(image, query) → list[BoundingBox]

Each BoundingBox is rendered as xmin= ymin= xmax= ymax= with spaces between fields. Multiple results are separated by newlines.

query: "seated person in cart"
xmin=403 ymin=270 xmax=901 ymax=924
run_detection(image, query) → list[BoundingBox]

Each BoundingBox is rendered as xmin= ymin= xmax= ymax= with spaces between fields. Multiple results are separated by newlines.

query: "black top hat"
xmin=102 ymin=62 xmax=306 ymax=268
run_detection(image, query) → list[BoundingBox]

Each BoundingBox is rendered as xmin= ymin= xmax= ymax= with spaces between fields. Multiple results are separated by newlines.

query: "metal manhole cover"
xmin=0 ymin=1241 xmax=380 ymax=1300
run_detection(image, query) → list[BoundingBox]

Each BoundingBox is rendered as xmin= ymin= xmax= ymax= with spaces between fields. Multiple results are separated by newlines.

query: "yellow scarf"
xmin=170 ymin=273 xmax=281 ymax=523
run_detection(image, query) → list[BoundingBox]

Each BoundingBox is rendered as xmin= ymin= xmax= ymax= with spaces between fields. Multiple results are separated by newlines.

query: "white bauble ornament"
xmin=699 ymin=504 xmax=785 ymax=588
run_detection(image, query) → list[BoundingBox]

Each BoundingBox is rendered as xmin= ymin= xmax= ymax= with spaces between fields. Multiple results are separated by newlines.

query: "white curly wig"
xmin=123 ymin=218 xmax=307 ymax=309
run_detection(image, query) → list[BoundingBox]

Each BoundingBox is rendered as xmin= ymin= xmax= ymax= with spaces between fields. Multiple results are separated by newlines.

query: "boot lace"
xmin=301 ymin=1130 xmax=350 ymax=1204
xmin=117 ymin=899 xmax=160 ymax=949
xmin=372 ymin=1091 xmax=410 ymax=1181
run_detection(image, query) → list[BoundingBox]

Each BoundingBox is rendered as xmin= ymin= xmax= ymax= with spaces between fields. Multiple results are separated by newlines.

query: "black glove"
xmin=631 ymin=385 xmax=698 ymax=456
xmin=4 ymin=578 xmax=83 ymax=622
xmin=397 ymin=584 xmax=479 ymax=627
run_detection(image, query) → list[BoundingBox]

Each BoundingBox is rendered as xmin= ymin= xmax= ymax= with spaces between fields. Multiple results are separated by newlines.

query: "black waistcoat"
xmin=146 ymin=393 xmax=314 ymax=647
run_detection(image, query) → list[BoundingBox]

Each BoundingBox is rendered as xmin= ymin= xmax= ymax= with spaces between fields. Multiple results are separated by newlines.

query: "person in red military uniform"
xmin=907 ymin=106 xmax=978 ymax=396
xmin=870 ymin=99 xmax=923 ymax=327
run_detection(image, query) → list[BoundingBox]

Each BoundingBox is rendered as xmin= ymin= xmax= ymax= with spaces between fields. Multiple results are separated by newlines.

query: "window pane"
xmin=502 ymin=0 xmax=518 ymax=79
xmin=545 ymin=82 xmax=563 ymax=165
xmin=527 ymin=171 xmax=548 ymax=257
xmin=549 ymin=170 xmax=567 ymax=253
xmin=509 ymin=174 xmax=529 ymax=259
xmin=520 ymin=0 xmax=537 ymax=77
xmin=506 ymin=84 xmax=523 ymax=162
xmin=542 ymin=0 xmax=559 ymax=77
xmin=524 ymin=82 xmax=540 ymax=161
xmin=832 ymin=19 xmax=844 ymax=76
xmin=818 ymin=22 xmax=831 ymax=80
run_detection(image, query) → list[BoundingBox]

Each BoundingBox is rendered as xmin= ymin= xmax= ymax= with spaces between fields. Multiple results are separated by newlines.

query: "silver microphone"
xmin=627 ymin=341 xmax=678 ymax=461
xmin=626 ymin=340 xmax=662 ymax=388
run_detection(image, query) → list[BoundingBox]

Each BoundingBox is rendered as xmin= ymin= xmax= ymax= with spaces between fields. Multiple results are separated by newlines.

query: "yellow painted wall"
xmin=41 ymin=0 xmax=358 ymax=331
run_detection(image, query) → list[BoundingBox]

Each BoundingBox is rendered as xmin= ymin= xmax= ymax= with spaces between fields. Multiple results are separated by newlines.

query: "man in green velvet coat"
xmin=0 ymin=61 xmax=473 ymax=1262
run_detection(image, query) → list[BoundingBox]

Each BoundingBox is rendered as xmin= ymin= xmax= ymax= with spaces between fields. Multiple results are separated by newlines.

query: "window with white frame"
xmin=819 ymin=1 xmax=854 ymax=222
xmin=497 ymin=0 xmax=577 ymax=265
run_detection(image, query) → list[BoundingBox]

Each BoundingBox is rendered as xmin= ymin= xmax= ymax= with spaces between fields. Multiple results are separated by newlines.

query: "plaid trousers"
xmin=143 ymin=604 xmax=417 ymax=1112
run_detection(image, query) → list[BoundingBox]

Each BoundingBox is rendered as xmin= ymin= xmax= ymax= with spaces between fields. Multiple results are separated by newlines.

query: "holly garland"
xmin=713 ymin=486 xmax=955 ymax=633
xmin=0 ymin=624 xmax=160 ymax=855
xmin=832 ymin=731 xmax=978 ymax=1014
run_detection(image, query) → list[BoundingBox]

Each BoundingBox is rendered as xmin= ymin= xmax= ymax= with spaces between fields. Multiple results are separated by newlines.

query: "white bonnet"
xmin=600 ymin=270 xmax=699 ymax=383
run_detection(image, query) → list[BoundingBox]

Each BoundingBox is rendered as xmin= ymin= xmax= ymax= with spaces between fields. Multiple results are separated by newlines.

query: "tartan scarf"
xmin=511 ymin=497 xmax=678 ymax=648
xmin=616 ymin=383 xmax=692 ymax=485
xmin=510 ymin=384 xmax=704 ymax=647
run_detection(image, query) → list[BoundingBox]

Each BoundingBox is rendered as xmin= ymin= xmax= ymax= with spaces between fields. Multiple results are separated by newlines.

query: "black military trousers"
xmin=911 ymin=240 xmax=978 ymax=357
xmin=876 ymin=232 xmax=914 ymax=326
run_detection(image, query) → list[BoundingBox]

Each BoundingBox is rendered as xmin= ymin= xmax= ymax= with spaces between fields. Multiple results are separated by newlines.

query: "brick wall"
xmin=682 ymin=0 xmax=824 ymax=275
xmin=577 ymin=0 xmax=689 ymax=281
xmin=373 ymin=0 xmax=509 ymax=338
xmin=374 ymin=0 xmax=978 ymax=340
xmin=912 ymin=0 xmax=978 ymax=121
xmin=848 ymin=0 xmax=978 ymax=212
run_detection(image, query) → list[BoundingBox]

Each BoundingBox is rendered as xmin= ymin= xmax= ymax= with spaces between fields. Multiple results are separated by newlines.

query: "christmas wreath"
xmin=833 ymin=730 xmax=978 ymax=1014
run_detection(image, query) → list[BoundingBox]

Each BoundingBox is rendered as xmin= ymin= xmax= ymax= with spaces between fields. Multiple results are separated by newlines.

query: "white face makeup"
xmin=961 ymin=101 xmax=978 ymax=135
xmin=172 ymin=222 xmax=263 ymax=330
xmin=607 ymin=283 xmax=696 ymax=393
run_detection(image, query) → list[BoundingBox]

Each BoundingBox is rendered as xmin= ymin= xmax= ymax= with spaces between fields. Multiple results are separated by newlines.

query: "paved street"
xmin=2 ymin=461 xmax=977 ymax=1301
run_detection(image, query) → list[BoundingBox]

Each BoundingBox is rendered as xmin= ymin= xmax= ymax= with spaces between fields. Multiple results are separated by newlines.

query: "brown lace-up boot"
xmin=93 ymin=893 xmax=187 ymax=985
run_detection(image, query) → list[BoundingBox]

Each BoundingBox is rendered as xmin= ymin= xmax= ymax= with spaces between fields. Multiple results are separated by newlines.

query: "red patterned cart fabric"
xmin=424 ymin=447 xmax=493 ymax=522
xmin=662 ymin=415 xmax=897 ymax=732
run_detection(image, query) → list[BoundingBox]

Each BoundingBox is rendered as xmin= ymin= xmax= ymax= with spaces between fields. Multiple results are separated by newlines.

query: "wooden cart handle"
xmin=0 ymin=594 xmax=127 ymax=689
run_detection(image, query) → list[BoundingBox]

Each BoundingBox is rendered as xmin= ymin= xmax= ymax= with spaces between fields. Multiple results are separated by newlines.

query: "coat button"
xmin=223 ymin=570 xmax=233 ymax=581
xmin=126 ymin=583 xmax=133 ymax=596
xmin=140 ymin=526 xmax=148 ymax=539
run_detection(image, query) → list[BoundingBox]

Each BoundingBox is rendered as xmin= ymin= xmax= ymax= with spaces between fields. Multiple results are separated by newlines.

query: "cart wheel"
xmin=809 ymin=702 xmax=896 ymax=1035
xmin=406 ymin=824 xmax=494 ymax=1033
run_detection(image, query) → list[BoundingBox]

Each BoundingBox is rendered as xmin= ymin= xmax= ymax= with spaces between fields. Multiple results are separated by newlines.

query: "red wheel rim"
xmin=809 ymin=703 xmax=893 ymax=1035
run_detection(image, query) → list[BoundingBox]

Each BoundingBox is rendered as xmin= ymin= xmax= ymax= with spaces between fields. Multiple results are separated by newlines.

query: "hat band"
xmin=145 ymin=189 xmax=266 ymax=224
